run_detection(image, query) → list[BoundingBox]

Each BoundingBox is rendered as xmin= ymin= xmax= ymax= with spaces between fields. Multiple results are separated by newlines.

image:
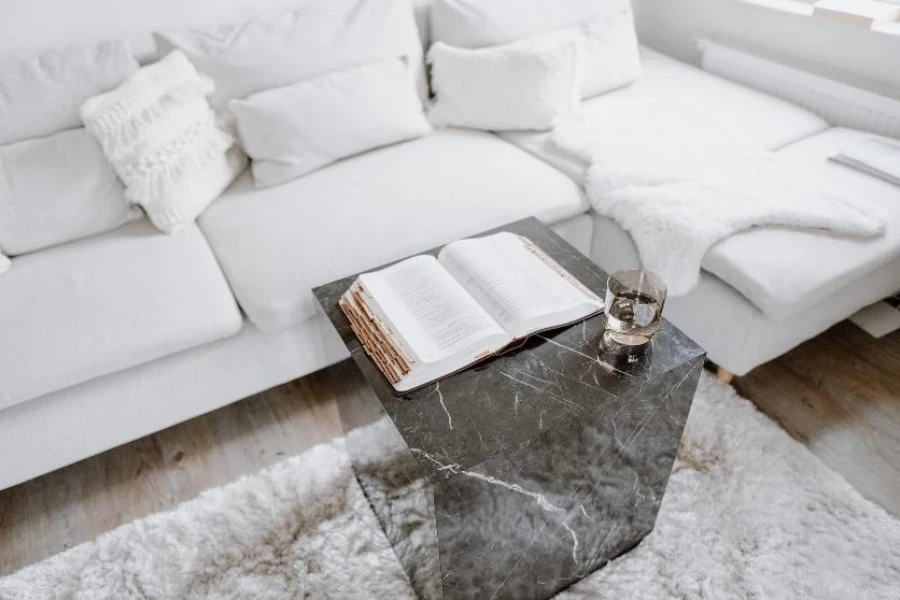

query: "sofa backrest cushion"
xmin=412 ymin=0 xmax=434 ymax=50
xmin=0 ymin=128 xmax=141 ymax=256
xmin=154 ymin=0 xmax=426 ymax=108
xmin=429 ymin=0 xmax=639 ymax=99
xmin=0 ymin=0 xmax=432 ymax=68
xmin=0 ymin=0 xmax=306 ymax=62
xmin=0 ymin=41 xmax=138 ymax=145
xmin=430 ymin=0 xmax=631 ymax=49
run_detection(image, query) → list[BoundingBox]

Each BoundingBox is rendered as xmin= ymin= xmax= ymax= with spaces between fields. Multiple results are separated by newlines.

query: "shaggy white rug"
xmin=2 ymin=373 xmax=899 ymax=599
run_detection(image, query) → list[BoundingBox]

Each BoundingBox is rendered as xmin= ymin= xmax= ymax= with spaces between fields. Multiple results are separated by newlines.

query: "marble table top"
xmin=314 ymin=217 xmax=706 ymax=484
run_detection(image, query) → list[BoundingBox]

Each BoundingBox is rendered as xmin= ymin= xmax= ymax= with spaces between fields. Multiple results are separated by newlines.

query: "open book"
xmin=339 ymin=232 xmax=604 ymax=393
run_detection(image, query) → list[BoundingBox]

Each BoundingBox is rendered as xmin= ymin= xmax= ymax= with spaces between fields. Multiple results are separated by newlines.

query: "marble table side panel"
xmin=431 ymin=356 xmax=704 ymax=600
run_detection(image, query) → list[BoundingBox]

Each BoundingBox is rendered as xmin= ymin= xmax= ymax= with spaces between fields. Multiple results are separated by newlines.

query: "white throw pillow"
xmin=81 ymin=51 xmax=247 ymax=234
xmin=229 ymin=58 xmax=431 ymax=188
xmin=0 ymin=41 xmax=138 ymax=145
xmin=427 ymin=38 xmax=584 ymax=131
xmin=0 ymin=128 xmax=141 ymax=257
xmin=0 ymin=253 xmax=8 ymax=274
xmin=154 ymin=0 xmax=425 ymax=109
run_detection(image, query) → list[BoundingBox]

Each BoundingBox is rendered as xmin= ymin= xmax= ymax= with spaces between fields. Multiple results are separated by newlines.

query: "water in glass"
xmin=604 ymin=269 xmax=666 ymax=346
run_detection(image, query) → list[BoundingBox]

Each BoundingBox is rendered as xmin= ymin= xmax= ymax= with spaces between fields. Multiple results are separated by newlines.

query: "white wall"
xmin=633 ymin=0 xmax=900 ymax=95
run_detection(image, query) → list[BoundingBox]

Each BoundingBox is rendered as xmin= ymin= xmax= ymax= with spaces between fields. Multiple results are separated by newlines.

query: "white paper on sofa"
xmin=552 ymin=99 xmax=887 ymax=296
xmin=830 ymin=136 xmax=900 ymax=188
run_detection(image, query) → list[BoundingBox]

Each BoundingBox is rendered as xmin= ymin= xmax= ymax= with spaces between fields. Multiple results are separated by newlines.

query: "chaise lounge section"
xmin=498 ymin=48 xmax=900 ymax=376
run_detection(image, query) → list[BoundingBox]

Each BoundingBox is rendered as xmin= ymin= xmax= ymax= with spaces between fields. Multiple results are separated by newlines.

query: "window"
xmin=811 ymin=0 xmax=900 ymax=29
xmin=742 ymin=0 xmax=900 ymax=32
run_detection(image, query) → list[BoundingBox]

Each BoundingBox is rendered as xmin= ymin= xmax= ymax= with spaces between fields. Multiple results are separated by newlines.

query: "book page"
xmin=358 ymin=255 xmax=509 ymax=364
xmin=438 ymin=232 xmax=603 ymax=337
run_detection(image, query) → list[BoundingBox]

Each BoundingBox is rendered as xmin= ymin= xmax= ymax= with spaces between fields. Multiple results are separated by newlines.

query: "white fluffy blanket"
xmin=2 ymin=374 xmax=899 ymax=599
xmin=552 ymin=99 xmax=886 ymax=296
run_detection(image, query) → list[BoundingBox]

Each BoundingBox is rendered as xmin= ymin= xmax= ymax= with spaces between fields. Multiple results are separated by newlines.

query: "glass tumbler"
xmin=604 ymin=269 xmax=667 ymax=346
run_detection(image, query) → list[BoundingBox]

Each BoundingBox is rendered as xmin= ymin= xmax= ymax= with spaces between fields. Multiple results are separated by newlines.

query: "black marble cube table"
xmin=314 ymin=218 xmax=705 ymax=600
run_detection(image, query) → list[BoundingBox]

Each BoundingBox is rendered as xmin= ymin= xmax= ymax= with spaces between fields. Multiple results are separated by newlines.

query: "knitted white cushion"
xmin=81 ymin=51 xmax=247 ymax=234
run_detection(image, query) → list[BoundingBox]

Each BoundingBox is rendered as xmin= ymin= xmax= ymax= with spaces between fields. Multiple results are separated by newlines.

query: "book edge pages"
xmin=340 ymin=295 xmax=403 ymax=384
xmin=351 ymin=287 xmax=411 ymax=372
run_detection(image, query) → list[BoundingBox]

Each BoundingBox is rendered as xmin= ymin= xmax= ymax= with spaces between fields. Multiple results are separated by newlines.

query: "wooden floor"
xmin=738 ymin=321 xmax=900 ymax=518
xmin=0 ymin=361 xmax=359 ymax=577
xmin=1 ymin=323 xmax=899 ymax=576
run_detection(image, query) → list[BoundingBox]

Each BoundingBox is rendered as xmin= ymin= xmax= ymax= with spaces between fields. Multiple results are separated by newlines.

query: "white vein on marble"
xmin=410 ymin=448 xmax=564 ymax=514
xmin=499 ymin=371 xmax=580 ymax=410
xmin=429 ymin=382 xmax=452 ymax=430
xmin=536 ymin=334 xmax=632 ymax=378
xmin=562 ymin=519 xmax=580 ymax=567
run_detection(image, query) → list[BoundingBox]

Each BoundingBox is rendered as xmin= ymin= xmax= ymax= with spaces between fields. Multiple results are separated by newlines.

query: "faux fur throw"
xmin=552 ymin=99 xmax=886 ymax=296
xmin=81 ymin=51 xmax=246 ymax=234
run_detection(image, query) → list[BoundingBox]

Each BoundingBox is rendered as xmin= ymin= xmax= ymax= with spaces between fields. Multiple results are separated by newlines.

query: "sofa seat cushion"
xmin=702 ymin=127 xmax=900 ymax=319
xmin=199 ymin=128 xmax=588 ymax=332
xmin=499 ymin=47 xmax=829 ymax=184
xmin=0 ymin=219 xmax=242 ymax=411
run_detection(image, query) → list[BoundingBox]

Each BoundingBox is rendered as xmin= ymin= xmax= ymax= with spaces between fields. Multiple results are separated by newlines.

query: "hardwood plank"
xmin=0 ymin=365 xmax=353 ymax=576
xmin=152 ymin=415 xmax=225 ymax=508
xmin=0 ymin=465 xmax=88 ymax=576
xmin=739 ymin=322 xmax=900 ymax=517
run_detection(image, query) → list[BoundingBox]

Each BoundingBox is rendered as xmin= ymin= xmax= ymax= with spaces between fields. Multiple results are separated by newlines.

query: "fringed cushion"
xmin=81 ymin=51 xmax=247 ymax=234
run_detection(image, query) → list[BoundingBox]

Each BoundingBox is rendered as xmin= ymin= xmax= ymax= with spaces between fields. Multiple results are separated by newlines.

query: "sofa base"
xmin=0 ymin=317 xmax=349 ymax=491
xmin=0 ymin=215 xmax=594 ymax=491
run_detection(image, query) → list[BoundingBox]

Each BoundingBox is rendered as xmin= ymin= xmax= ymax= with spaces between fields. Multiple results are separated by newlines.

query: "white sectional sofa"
xmin=2 ymin=0 xmax=899 ymax=490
